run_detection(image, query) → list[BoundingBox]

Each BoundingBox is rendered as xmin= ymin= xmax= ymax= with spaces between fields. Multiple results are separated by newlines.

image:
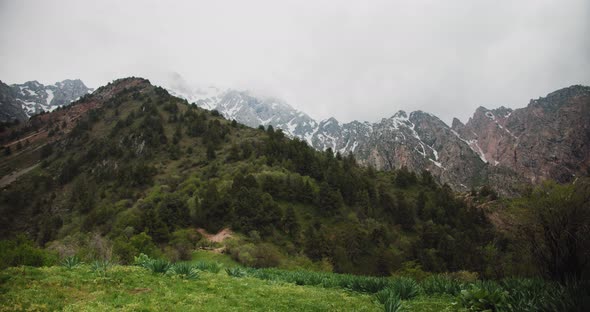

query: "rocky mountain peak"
xmin=1 ymin=78 xmax=93 ymax=119
xmin=528 ymin=85 xmax=590 ymax=110
xmin=451 ymin=117 xmax=465 ymax=129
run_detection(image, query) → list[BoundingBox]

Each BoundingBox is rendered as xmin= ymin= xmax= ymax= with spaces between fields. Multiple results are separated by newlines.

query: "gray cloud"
xmin=1 ymin=0 xmax=589 ymax=124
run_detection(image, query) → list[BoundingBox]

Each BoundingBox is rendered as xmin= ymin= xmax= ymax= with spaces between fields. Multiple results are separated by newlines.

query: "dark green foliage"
xmin=113 ymin=232 xmax=159 ymax=264
xmin=0 ymin=236 xmax=57 ymax=269
xmin=318 ymin=181 xmax=343 ymax=216
xmin=386 ymin=277 xmax=420 ymax=300
xmin=421 ymin=275 xmax=462 ymax=296
xmin=394 ymin=167 xmax=417 ymax=188
xmin=157 ymin=194 xmax=190 ymax=230
xmin=146 ymin=259 xmax=171 ymax=274
xmin=518 ymin=180 xmax=590 ymax=282
xmin=69 ymin=174 xmax=96 ymax=213
xmin=226 ymin=267 xmax=247 ymax=278
xmin=457 ymin=281 xmax=510 ymax=312
xmin=201 ymin=183 xmax=232 ymax=232
xmin=283 ymin=206 xmax=301 ymax=239
xmin=169 ymin=229 xmax=200 ymax=261
xmin=384 ymin=295 xmax=404 ymax=312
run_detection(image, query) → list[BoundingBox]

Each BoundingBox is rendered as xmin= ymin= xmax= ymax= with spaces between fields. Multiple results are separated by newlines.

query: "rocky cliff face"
xmin=453 ymin=85 xmax=590 ymax=185
xmin=0 ymin=81 xmax=28 ymax=122
xmin=0 ymin=79 xmax=93 ymax=121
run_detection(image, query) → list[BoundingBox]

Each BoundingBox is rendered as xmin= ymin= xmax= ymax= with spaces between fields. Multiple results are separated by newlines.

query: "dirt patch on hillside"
xmin=197 ymin=228 xmax=233 ymax=243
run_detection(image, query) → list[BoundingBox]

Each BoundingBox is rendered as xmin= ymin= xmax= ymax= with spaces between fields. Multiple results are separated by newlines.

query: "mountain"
xmin=0 ymin=81 xmax=28 ymax=122
xmin=0 ymin=77 xmax=499 ymax=278
xmin=0 ymin=79 xmax=93 ymax=121
xmin=452 ymin=85 xmax=590 ymax=185
xmin=168 ymin=83 xmax=590 ymax=194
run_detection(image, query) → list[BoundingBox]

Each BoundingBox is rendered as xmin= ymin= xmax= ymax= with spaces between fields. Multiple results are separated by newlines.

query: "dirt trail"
xmin=197 ymin=228 xmax=233 ymax=243
xmin=0 ymin=163 xmax=39 ymax=188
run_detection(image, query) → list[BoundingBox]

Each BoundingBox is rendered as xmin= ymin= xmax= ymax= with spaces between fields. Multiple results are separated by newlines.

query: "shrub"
xmin=226 ymin=267 xmax=247 ymax=278
xmin=421 ymin=275 xmax=462 ymax=296
xmin=91 ymin=259 xmax=112 ymax=277
xmin=456 ymin=281 xmax=511 ymax=311
xmin=194 ymin=261 xmax=222 ymax=274
xmin=0 ymin=237 xmax=57 ymax=268
xmin=134 ymin=253 xmax=152 ymax=268
xmin=146 ymin=259 xmax=171 ymax=274
xmin=169 ymin=262 xmax=199 ymax=279
xmin=375 ymin=288 xmax=394 ymax=304
xmin=62 ymin=256 xmax=82 ymax=269
xmin=396 ymin=261 xmax=430 ymax=281
xmin=500 ymin=278 xmax=590 ymax=312
xmin=169 ymin=229 xmax=201 ymax=261
xmin=389 ymin=277 xmax=420 ymax=300
xmin=384 ymin=295 xmax=404 ymax=312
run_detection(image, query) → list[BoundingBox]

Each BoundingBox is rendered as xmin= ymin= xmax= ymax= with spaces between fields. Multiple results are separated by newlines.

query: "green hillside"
xmin=1 ymin=77 xmax=589 ymax=311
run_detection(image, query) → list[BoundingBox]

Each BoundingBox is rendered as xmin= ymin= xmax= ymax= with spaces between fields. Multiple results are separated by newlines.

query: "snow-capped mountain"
xmin=165 ymin=83 xmax=490 ymax=189
xmin=10 ymin=79 xmax=93 ymax=117
xmin=167 ymin=82 xmax=590 ymax=194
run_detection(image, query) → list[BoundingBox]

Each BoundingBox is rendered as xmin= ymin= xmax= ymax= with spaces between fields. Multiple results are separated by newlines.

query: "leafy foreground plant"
xmin=169 ymin=262 xmax=199 ymax=280
xmin=91 ymin=260 xmax=111 ymax=277
xmin=194 ymin=261 xmax=222 ymax=274
xmin=421 ymin=275 xmax=462 ymax=297
xmin=456 ymin=281 xmax=511 ymax=311
xmin=226 ymin=267 xmax=247 ymax=278
xmin=134 ymin=253 xmax=152 ymax=268
xmin=61 ymin=256 xmax=82 ymax=269
xmin=146 ymin=259 xmax=171 ymax=274
xmin=384 ymin=294 xmax=404 ymax=312
xmin=389 ymin=277 xmax=420 ymax=300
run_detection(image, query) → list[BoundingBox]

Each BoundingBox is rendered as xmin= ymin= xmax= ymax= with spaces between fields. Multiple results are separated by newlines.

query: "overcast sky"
xmin=1 ymin=0 xmax=589 ymax=124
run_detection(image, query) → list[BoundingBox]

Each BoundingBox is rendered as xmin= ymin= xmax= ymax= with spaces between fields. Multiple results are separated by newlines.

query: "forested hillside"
xmin=0 ymin=78 xmax=588 ymax=284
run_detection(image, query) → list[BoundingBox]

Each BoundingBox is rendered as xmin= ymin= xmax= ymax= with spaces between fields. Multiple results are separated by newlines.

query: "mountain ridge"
xmin=2 ymin=76 xmax=587 ymax=194
xmin=166 ymin=83 xmax=589 ymax=194
xmin=0 ymin=79 xmax=93 ymax=122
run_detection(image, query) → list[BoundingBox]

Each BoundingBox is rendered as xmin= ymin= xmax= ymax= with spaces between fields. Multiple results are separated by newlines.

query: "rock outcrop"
xmin=453 ymin=85 xmax=590 ymax=185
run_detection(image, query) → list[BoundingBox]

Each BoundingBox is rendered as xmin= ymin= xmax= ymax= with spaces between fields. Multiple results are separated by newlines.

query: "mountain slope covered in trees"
xmin=0 ymin=77 xmax=588 ymax=284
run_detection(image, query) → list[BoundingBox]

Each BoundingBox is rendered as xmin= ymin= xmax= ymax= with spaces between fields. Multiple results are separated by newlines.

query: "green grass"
xmin=0 ymin=265 xmax=455 ymax=311
xmin=191 ymin=250 xmax=240 ymax=268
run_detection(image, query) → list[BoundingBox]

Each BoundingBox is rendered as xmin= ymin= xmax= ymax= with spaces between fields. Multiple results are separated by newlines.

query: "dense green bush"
xmin=0 ymin=236 xmax=57 ymax=269
xmin=389 ymin=277 xmax=420 ymax=300
xmin=114 ymin=232 xmax=160 ymax=264
xmin=227 ymin=242 xmax=284 ymax=268
xmin=421 ymin=275 xmax=462 ymax=296
xmin=456 ymin=281 xmax=510 ymax=311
